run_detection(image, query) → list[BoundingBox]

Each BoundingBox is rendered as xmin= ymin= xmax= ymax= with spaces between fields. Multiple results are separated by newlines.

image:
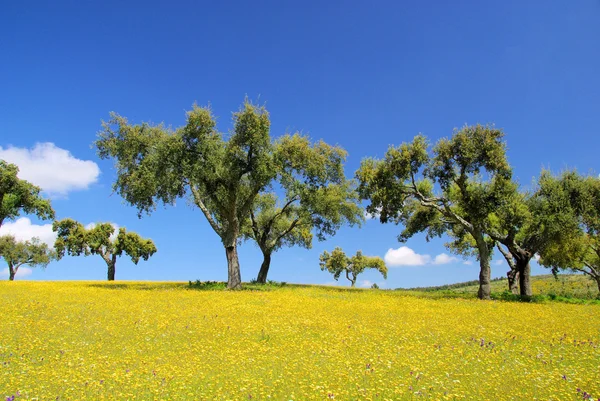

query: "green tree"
xmin=482 ymin=172 xmax=584 ymax=299
xmin=0 ymin=235 xmax=55 ymax=280
xmin=243 ymin=134 xmax=363 ymax=283
xmin=0 ymin=160 xmax=54 ymax=228
xmin=53 ymin=219 xmax=157 ymax=281
xmin=537 ymin=171 xmax=600 ymax=294
xmin=319 ymin=247 xmax=387 ymax=287
xmin=356 ymin=125 xmax=514 ymax=300
xmin=95 ymin=101 xmax=275 ymax=289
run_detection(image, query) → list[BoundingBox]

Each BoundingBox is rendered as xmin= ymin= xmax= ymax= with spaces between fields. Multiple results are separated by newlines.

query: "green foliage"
xmin=53 ymin=219 xmax=156 ymax=280
xmin=95 ymin=100 xmax=277 ymax=289
xmin=0 ymin=160 xmax=54 ymax=227
xmin=537 ymin=171 xmax=600 ymax=292
xmin=356 ymin=125 xmax=514 ymax=299
xmin=242 ymin=134 xmax=363 ymax=280
xmin=319 ymin=247 xmax=387 ymax=287
xmin=0 ymin=235 xmax=55 ymax=280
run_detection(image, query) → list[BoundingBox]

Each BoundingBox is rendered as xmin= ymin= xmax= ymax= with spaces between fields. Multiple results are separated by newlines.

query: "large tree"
xmin=0 ymin=160 xmax=54 ymax=228
xmin=538 ymin=171 xmax=600 ymax=294
xmin=95 ymin=101 xmax=275 ymax=289
xmin=356 ymin=125 xmax=514 ymax=300
xmin=0 ymin=235 xmax=55 ymax=280
xmin=53 ymin=219 xmax=157 ymax=281
xmin=482 ymin=173 xmax=583 ymax=299
xmin=319 ymin=247 xmax=387 ymax=287
xmin=243 ymin=134 xmax=363 ymax=283
xmin=446 ymin=180 xmax=574 ymax=299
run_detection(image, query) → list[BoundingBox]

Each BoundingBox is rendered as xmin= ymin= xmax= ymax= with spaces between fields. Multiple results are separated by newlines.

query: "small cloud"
xmin=0 ymin=143 xmax=100 ymax=196
xmin=0 ymin=267 xmax=33 ymax=278
xmin=463 ymin=260 xmax=474 ymax=266
xmin=360 ymin=280 xmax=373 ymax=288
xmin=385 ymin=246 xmax=431 ymax=267
xmin=494 ymin=260 xmax=504 ymax=266
xmin=433 ymin=253 xmax=458 ymax=265
xmin=0 ymin=217 xmax=56 ymax=246
xmin=533 ymin=254 xmax=540 ymax=262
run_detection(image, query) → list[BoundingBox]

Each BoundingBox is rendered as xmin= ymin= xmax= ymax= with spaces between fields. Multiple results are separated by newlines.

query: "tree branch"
xmin=190 ymin=186 xmax=223 ymax=236
xmin=272 ymin=218 xmax=302 ymax=248
xmin=496 ymin=243 xmax=516 ymax=271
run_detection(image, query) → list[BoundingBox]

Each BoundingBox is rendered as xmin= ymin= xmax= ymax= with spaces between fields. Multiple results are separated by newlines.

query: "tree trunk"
xmin=508 ymin=248 xmax=532 ymax=299
xmin=507 ymin=268 xmax=519 ymax=294
xmin=107 ymin=262 xmax=116 ymax=281
xmin=225 ymin=245 xmax=242 ymax=290
xmin=474 ymin=232 xmax=492 ymax=300
xmin=516 ymin=257 xmax=532 ymax=299
xmin=8 ymin=265 xmax=15 ymax=281
xmin=256 ymin=251 xmax=272 ymax=284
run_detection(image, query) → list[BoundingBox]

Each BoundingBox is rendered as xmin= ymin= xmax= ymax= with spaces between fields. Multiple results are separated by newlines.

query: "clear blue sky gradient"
xmin=1 ymin=1 xmax=599 ymax=287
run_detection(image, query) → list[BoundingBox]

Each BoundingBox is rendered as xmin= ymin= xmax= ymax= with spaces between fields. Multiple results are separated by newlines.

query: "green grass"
xmin=398 ymin=274 xmax=600 ymax=303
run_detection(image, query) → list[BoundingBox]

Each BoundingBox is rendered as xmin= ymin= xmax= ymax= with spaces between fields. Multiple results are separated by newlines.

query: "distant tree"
xmin=538 ymin=171 xmax=600 ymax=294
xmin=53 ymin=219 xmax=157 ymax=281
xmin=243 ymin=134 xmax=363 ymax=283
xmin=95 ymin=100 xmax=276 ymax=289
xmin=0 ymin=235 xmax=55 ymax=280
xmin=356 ymin=125 xmax=514 ymax=300
xmin=319 ymin=247 xmax=387 ymax=287
xmin=0 ymin=160 xmax=54 ymax=228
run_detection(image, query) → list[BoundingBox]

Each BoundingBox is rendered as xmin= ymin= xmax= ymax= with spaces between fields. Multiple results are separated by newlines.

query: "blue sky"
xmin=1 ymin=1 xmax=599 ymax=287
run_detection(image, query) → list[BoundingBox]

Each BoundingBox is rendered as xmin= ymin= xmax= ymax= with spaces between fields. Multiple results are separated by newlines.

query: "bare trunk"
xmin=8 ymin=265 xmax=15 ymax=281
xmin=474 ymin=232 xmax=491 ymax=300
xmin=497 ymin=244 xmax=518 ymax=294
xmin=346 ymin=270 xmax=357 ymax=287
xmin=256 ymin=251 xmax=271 ymax=284
xmin=107 ymin=262 xmax=115 ymax=281
xmin=226 ymin=245 xmax=242 ymax=290
xmin=596 ymin=277 xmax=600 ymax=295
xmin=507 ymin=268 xmax=519 ymax=294
xmin=516 ymin=257 xmax=532 ymax=299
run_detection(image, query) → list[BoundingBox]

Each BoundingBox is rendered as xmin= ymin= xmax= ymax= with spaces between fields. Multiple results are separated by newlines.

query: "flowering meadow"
xmin=1 ymin=282 xmax=598 ymax=400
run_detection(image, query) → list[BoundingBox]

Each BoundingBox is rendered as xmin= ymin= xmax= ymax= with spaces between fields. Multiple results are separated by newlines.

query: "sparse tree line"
xmin=1 ymin=99 xmax=599 ymax=299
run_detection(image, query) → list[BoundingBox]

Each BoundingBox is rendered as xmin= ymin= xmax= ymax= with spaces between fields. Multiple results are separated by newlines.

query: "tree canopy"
xmin=0 ymin=235 xmax=55 ymax=280
xmin=243 ymin=133 xmax=363 ymax=283
xmin=0 ymin=160 xmax=54 ymax=228
xmin=537 ymin=171 xmax=600 ymax=293
xmin=96 ymin=100 xmax=276 ymax=289
xmin=53 ymin=219 xmax=157 ymax=281
xmin=319 ymin=247 xmax=387 ymax=287
xmin=356 ymin=125 xmax=514 ymax=299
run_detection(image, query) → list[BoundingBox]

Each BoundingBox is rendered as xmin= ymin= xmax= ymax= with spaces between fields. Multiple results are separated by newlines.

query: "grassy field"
xmin=1 ymin=280 xmax=599 ymax=400
xmin=401 ymin=274 xmax=600 ymax=301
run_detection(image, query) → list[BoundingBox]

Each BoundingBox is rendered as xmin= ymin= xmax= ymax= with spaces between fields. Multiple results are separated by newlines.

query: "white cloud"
xmin=385 ymin=246 xmax=431 ymax=266
xmin=433 ymin=253 xmax=458 ymax=265
xmin=494 ymin=260 xmax=504 ymax=266
xmin=533 ymin=254 xmax=540 ymax=262
xmin=360 ymin=280 xmax=387 ymax=288
xmin=1 ymin=267 xmax=33 ymax=278
xmin=463 ymin=260 xmax=474 ymax=266
xmin=384 ymin=246 xmax=468 ymax=268
xmin=0 ymin=142 xmax=100 ymax=195
xmin=0 ymin=217 xmax=56 ymax=246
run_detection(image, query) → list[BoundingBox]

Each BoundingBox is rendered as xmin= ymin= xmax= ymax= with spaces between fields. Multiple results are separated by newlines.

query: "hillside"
xmin=401 ymin=274 xmax=599 ymax=300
